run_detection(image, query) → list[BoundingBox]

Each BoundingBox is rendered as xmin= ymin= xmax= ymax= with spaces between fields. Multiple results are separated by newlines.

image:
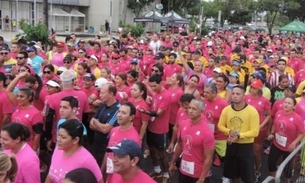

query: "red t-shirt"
xmin=179 ymin=118 xmax=215 ymax=178
xmin=148 ymin=88 xmax=171 ymax=134
xmin=245 ymin=94 xmax=271 ymax=124
xmin=272 ymin=98 xmax=303 ymax=117
xmin=203 ymin=97 xmax=228 ymax=140
xmin=0 ymin=90 xmax=14 ymax=127
xmin=273 ymin=110 xmax=305 ymax=151
xmin=110 ymin=170 xmax=156 ymax=183
xmin=169 ymin=87 xmax=184 ymax=125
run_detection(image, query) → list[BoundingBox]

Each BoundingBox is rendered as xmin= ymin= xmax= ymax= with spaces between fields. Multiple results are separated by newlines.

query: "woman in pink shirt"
xmin=1 ymin=122 xmax=40 ymax=183
xmin=245 ymin=79 xmax=271 ymax=178
xmin=42 ymin=64 xmax=58 ymax=85
xmin=184 ymin=75 xmax=201 ymax=99
xmin=126 ymin=70 xmax=139 ymax=86
xmin=267 ymin=97 xmax=305 ymax=182
xmin=114 ymin=73 xmax=130 ymax=104
xmin=76 ymin=62 xmax=91 ymax=89
xmin=0 ymin=152 xmax=18 ymax=183
xmin=45 ymin=119 xmax=103 ymax=183
xmin=99 ymin=53 xmax=110 ymax=69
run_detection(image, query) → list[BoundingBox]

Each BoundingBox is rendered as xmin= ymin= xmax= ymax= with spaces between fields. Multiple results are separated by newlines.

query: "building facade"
xmin=0 ymin=0 xmax=135 ymax=33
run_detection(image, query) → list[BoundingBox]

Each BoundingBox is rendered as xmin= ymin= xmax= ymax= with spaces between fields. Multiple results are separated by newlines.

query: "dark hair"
xmin=169 ymin=53 xmax=177 ymax=58
xmin=18 ymin=51 xmax=28 ymax=59
xmin=279 ymin=74 xmax=288 ymax=82
xmin=78 ymin=62 xmax=91 ymax=73
xmin=174 ymin=73 xmax=185 ymax=88
xmin=127 ymin=70 xmax=139 ymax=79
xmin=65 ymin=168 xmax=97 ymax=183
xmin=152 ymin=63 xmax=164 ymax=76
xmin=134 ymin=82 xmax=147 ymax=100
xmin=285 ymin=96 xmax=297 ymax=106
xmin=58 ymin=119 xmax=84 ymax=146
xmin=43 ymin=64 xmax=55 ymax=73
xmin=24 ymin=74 xmax=43 ymax=100
xmin=205 ymin=83 xmax=218 ymax=94
xmin=149 ymin=74 xmax=162 ymax=84
xmin=61 ymin=96 xmax=79 ymax=109
xmin=232 ymin=85 xmax=245 ymax=93
xmin=93 ymin=42 xmax=101 ymax=48
xmin=180 ymin=93 xmax=195 ymax=103
xmin=0 ymin=72 xmax=7 ymax=84
xmin=189 ymin=74 xmax=200 ymax=82
xmin=18 ymin=87 xmax=35 ymax=103
xmin=116 ymin=73 xmax=128 ymax=85
xmin=217 ymin=73 xmax=229 ymax=86
xmin=107 ymin=84 xmax=117 ymax=96
xmin=121 ymin=101 xmax=136 ymax=116
xmin=2 ymin=123 xmax=30 ymax=142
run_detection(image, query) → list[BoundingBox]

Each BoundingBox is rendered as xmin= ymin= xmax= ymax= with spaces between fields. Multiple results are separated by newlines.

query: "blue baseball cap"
xmin=26 ymin=46 xmax=37 ymax=53
xmin=106 ymin=139 xmax=142 ymax=158
xmin=131 ymin=58 xmax=138 ymax=65
xmin=229 ymin=72 xmax=239 ymax=78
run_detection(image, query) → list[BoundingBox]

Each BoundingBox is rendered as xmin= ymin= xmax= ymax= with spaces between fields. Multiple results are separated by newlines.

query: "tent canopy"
xmin=70 ymin=9 xmax=86 ymax=17
xmin=134 ymin=11 xmax=165 ymax=23
xmin=164 ymin=10 xmax=189 ymax=24
xmin=50 ymin=8 xmax=70 ymax=17
xmin=279 ymin=21 xmax=305 ymax=32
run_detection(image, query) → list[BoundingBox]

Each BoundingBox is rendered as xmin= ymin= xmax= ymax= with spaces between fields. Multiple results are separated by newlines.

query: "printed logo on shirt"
xmin=183 ymin=135 xmax=193 ymax=151
xmin=229 ymin=116 xmax=243 ymax=131
xmin=205 ymin=110 xmax=214 ymax=123
xmin=279 ymin=120 xmax=286 ymax=131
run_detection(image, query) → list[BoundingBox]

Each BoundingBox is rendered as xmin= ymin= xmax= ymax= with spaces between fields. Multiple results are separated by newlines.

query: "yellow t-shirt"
xmin=285 ymin=66 xmax=295 ymax=77
xmin=296 ymin=81 xmax=305 ymax=96
xmin=241 ymin=61 xmax=253 ymax=75
xmin=220 ymin=65 xmax=232 ymax=74
xmin=245 ymin=85 xmax=271 ymax=100
xmin=218 ymin=90 xmax=227 ymax=99
xmin=218 ymin=104 xmax=259 ymax=144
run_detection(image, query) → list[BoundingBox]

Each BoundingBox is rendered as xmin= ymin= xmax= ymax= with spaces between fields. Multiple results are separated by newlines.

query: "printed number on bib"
xmin=275 ymin=133 xmax=287 ymax=147
xmin=181 ymin=159 xmax=194 ymax=175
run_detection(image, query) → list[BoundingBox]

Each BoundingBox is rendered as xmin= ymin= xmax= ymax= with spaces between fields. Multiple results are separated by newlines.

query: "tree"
xmin=227 ymin=9 xmax=252 ymax=25
xmin=127 ymin=0 xmax=155 ymax=17
xmin=17 ymin=19 xmax=49 ymax=45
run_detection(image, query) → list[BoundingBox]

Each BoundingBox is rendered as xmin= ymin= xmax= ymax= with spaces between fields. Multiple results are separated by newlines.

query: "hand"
xmin=168 ymin=163 xmax=176 ymax=176
xmin=227 ymin=130 xmax=238 ymax=144
xmin=167 ymin=143 xmax=175 ymax=154
xmin=92 ymin=100 xmax=102 ymax=106
xmin=267 ymin=134 xmax=274 ymax=141
xmin=196 ymin=179 xmax=205 ymax=183
xmin=288 ymin=142 xmax=297 ymax=152
xmin=17 ymin=71 xmax=29 ymax=78
xmin=46 ymin=140 xmax=53 ymax=151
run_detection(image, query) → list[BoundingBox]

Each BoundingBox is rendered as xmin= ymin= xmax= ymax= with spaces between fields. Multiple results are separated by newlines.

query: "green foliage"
xmin=17 ymin=19 xmax=49 ymax=44
xmin=119 ymin=21 xmax=144 ymax=38
xmin=227 ymin=9 xmax=252 ymax=25
xmin=127 ymin=0 xmax=154 ymax=17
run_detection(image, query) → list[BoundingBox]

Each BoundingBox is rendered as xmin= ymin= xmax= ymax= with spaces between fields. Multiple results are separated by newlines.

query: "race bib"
xmin=208 ymin=123 xmax=215 ymax=133
xmin=275 ymin=133 xmax=287 ymax=147
xmin=106 ymin=157 xmax=114 ymax=174
xmin=181 ymin=159 xmax=195 ymax=175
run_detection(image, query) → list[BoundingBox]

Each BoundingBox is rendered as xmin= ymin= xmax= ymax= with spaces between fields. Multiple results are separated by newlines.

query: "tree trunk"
xmin=43 ymin=0 xmax=48 ymax=28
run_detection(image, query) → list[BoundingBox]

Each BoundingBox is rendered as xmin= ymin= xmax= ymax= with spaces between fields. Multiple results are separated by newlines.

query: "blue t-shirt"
xmin=31 ymin=55 xmax=44 ymax=74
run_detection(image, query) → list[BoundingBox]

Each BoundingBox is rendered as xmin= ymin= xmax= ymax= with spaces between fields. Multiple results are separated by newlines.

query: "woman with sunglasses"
xmin=109 ymin=52 xmax=125 ymax=76
xmin=45 ymin=120 xmax=103 ymax=183
xmin=63 ymin=54 xmax=78 ymax=71
xmin=42 ymin=64 xmax=58 ymax=85
xmin=76 ymin=48 xmax=87 ymax=63
xmin=1 ymin=123 xmax=40 ymax=183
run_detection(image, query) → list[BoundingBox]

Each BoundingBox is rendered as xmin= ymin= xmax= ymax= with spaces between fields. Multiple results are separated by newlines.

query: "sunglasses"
xmin=0 ymin=52 xmax=9 ymax=55
xmin=16 ymin=57 xmax=24 ymax=60
xmin=63 ymin=61 xmax=71 ymax=64
xmin=151 ymin=69 xmax=160 ymax=72
xmin=43 ymin=71 xmax=52 ymax=74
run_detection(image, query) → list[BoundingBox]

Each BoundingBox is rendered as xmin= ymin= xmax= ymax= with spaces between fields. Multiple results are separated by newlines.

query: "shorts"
xmin=268 ymin=144 xmax=293 ymax=178
xmin=146 ymin=130 xmax=167 ymax=149
xmin=223 ymin=143 xmax=255 ymax=183
xmin=215 ymin=140 xmax=227 ymax=157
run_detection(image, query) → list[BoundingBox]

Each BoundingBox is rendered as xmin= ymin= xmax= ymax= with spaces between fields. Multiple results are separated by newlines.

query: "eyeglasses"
xmin=16 ymin=57 xmax=24 ymax=60
xmin=0 ymin=52 xmax=9 ymax=55
xmin=43 ymin=71 xmax=52 ymax=74
xmin=63 ymin=61 xmax=71 ymax=64
xmin=151 ymin=69 xmax=160 ymax=72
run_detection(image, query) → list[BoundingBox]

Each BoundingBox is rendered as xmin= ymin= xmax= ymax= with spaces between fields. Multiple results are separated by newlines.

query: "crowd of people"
xmin=0 ymin=29 xmax=304 ymax=183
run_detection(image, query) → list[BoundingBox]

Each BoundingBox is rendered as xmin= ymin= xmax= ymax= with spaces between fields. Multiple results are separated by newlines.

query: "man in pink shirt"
xmin=107 ymin=139 xmax=156 ymax=183
xmin=105 ymin=102 xmax=141 ymax=182
xmin=139 ymin=74 xmax=171 ymax=182
xmin=169 ymin=99 xmax=215 ymax=183
xmin=45 ymin=69 xmax=90 ymax=151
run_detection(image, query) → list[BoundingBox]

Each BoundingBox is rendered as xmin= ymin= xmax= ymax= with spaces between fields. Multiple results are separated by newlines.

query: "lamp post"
xmin=16 ymin=0 xmax=19 ymax=31
xmin=34 ymin=0 xmax=37 ymax=25
xmin=199 ymin=1 xmax=204 ymax=35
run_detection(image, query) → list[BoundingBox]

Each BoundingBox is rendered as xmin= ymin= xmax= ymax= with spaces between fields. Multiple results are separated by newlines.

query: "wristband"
xmin=149 ymin=111 xmax=157 ymax=117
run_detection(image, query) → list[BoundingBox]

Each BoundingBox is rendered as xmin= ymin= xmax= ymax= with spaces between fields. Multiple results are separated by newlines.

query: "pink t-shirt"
xmin=165 ymin=64 xmax=183 ymax=79
xmin=179 ymin=118 xmax=215 ymax=178
xmin=169 ymin=87 xmax=184 ymax=125
xmin=5 ymin=144 xmax=40 ymax=183
xmin=128 ymin=98 xmax=150 ymax=134
xmin=115 ymin=86 xmax=131 ymax=104
xmin=47 ymin=89 xmax=90 ymax=142
xmin=107 ymin=126 xmax=141 ymax=182
xmin=204 ymin=67 xmax=214 ymax=79
xmin=109 ymin=62 xmax=127 ymax=76
xmin=51 ymin=52 xmax=66 ymax=67
xmin=48 ymin=147 xmax=103 ymax=183
xmin=0 ymin=90 xmax=14 ymax=127
xmin=295 ymin=70 xmax=305 ymax=86
xmin=245 ymin=94 xmax=271 ymax=124
xmin=271 ymin=98 xmax=303 ymax=117
xmin=110 ymin=170 xmax=157 ymax=183
xmin=11 ymin=105 xmax=43 ymax=148
xmin=203 ymin=97 xmax=228 ymax=140
xmin=273 ymin=110 xmax=305 ymax=151
xmin=148 ymin=88 xmax=171 ymax=134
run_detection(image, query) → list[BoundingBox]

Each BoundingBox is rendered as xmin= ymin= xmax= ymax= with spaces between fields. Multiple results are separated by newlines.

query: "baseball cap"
xmin=111 ymin=52 xmax=120 ymax=59
xmin=229 ymin=72 xmax=239 ymax=78
xmin=57 ymin=67 xmax=68 ymax=73
xmin=285 ymin=84 xmax=296 ymax=93
xmin=231 ymin=59 xmax=241 ymax=66
xmin=251 ymin=79 xmax=263 ymax=89
xmin=46 ymin=80 xmax=60 ymax=88
xmin=267 ymin=49 xmax=273 ymax=53
xmin=0 ymin=46 xmax=10 ymax=52
xmin=95 ymin=78 xmax=109 ymax=89
xmin=67 ymin=42 xmax=74 ymax=47
xmin=154 ymin=52 xmax=165 ymax=59
xmin=106 ymin=139 xmax=142 ymax=158
xmin=26 ymin=46 xmax=37 ymax=53
xmin=83 ymin=73 xmax=96 ymax=80
xmin=213 ymin=67 xmax=221 ymax=73
xmin=60 ymin=69 xmax=76 ymax=83
xmin=56 ymin=42 xmax=65 ymax=47
xmin=207 ymin=41 xmax=213 ymax=46
xmin=254 ymin=59 xmax=262 ymax=64
xmin=90 ymin=55 xmax=98 ymax=61
xmin=79 ymin=39 xmax=85 ymax=43
xmin=131 ymin=58 xmax=138 ymax=65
